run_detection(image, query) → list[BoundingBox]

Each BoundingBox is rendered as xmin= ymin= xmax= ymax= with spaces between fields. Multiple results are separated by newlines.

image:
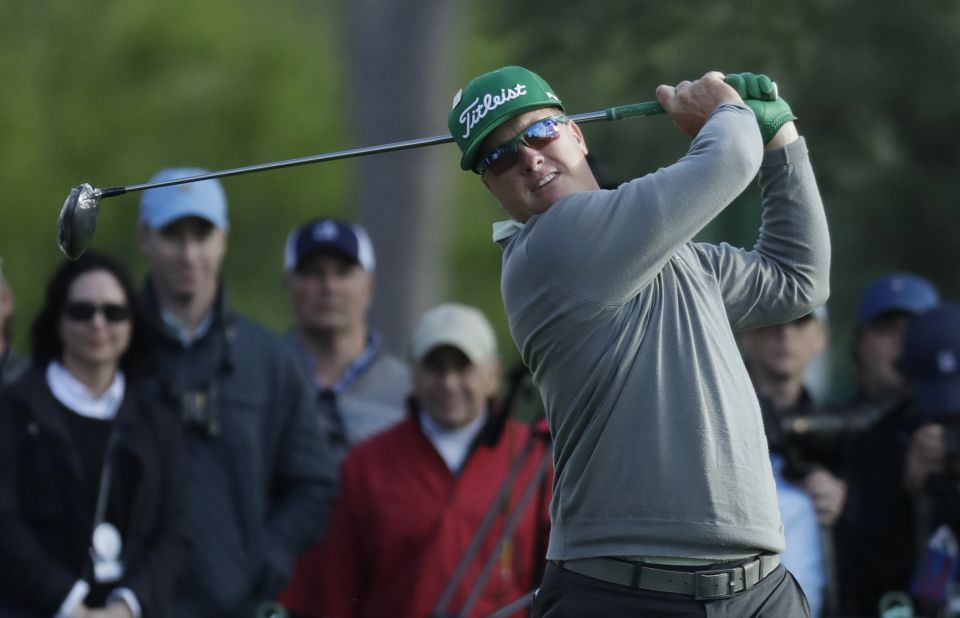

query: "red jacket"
xmin=279 ymin=410 xmax=552 ymax=618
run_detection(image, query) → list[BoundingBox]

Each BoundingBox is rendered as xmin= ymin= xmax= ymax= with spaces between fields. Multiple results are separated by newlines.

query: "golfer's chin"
xmin=508 ymin=192 xmax=564 ymax=222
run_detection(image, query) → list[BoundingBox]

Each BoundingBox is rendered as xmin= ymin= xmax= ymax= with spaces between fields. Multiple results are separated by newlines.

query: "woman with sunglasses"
xmin=0 ymin=253 xmax=186 ymax=618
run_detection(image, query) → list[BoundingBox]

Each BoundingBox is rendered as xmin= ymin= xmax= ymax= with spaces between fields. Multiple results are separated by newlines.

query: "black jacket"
xmin=141 ymin=282 xmax=338 ymax=617
xmin=835 ymin=399 xmax=917 ymax=616
xmin=0 ymin=367 xmax=187 ymax=617
xmin=0 ymin=347 xmax=26 ymax=387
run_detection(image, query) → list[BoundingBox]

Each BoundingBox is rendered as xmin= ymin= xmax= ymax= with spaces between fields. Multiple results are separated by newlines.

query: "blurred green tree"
xmin=470 ymin=0 xmax=960 ymax=399
xmin=0 ymin=0 xmax=345 ymax=345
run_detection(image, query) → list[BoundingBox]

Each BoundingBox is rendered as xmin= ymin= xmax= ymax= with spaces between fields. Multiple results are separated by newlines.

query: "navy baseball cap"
xmin=857 ymin=272 xmax=939 ymax=325
xmin=283 ymin=218 xmax=375 ymax=273
xmin=139 ymin=167 xmax=229 ymax=229
xmin=901 ymin=303 xmax=960 ymax=420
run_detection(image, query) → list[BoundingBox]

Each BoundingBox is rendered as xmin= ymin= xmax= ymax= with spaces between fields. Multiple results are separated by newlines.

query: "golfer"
xmin=447 ymin=67 xmax=829 ymax=616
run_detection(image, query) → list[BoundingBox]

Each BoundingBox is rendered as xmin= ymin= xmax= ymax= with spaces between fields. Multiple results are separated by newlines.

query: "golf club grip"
xmin=606 ymin=101 xmax=665 ymax=121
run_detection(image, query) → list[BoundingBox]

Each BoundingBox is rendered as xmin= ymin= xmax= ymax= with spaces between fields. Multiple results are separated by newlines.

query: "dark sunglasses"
xmin=475 ymin=115 xmax=568 ymax=176
xmin=63 ymin=301 xmax=132 ymax=323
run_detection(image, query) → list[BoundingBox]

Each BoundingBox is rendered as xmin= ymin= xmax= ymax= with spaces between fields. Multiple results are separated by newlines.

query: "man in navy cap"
xmin=835 ymin=272 xmax=940 ymax=615
xmin=282 ymin=218 xmax=410 ymax=462
xmin=853 ymin=272 xmax=940 ymax=406
xmin=137 ymin=169 xmax=337 ymax=617
xmin=899 ymin=303 xmax=960 ymax=614
xmin=900 ymin=302 xmax=960 ymax=496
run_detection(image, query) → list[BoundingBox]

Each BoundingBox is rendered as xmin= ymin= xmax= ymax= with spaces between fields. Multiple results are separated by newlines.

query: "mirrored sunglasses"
xmin=475 ymin=115 xmax=568 ymax=176
xmin=63 ymin=301 xmax=131 ymax=323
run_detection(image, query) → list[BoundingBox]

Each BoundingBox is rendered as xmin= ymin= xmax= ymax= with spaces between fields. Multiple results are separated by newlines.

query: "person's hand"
xmin=803 ymin=468 xmax=847 ymax=526
xmin=68 ymin=603 xmax=94 ymax=618
xmin=84 ymin=601 xmax=134 ymax=618
xmin=724 ymin=72 xmax=797 ymax=146
xmin=656 ymin=71 xmax=742 ymax=138
xmin=904 ymin=423 xmax=947 ymax=495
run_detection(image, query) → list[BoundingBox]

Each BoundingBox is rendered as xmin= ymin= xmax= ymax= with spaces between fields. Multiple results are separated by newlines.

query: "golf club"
xmin=55 ymin=100 xmax=665 ymax=259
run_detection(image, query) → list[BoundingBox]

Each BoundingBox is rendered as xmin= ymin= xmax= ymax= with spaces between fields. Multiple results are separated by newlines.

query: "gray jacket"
xmin=286 ymin=331 xmax=410 ymax=462
xmin=497 ymin=103 xmax=830 ymax=562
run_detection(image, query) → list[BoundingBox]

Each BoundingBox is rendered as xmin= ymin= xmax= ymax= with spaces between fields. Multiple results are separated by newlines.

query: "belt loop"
xmin=631 ymin=562 xmax=642 ymax=588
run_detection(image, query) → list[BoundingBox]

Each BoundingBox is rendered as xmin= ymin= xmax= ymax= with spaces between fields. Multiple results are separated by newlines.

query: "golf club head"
xmin=57 ymin=183 xmax=101 ymax=259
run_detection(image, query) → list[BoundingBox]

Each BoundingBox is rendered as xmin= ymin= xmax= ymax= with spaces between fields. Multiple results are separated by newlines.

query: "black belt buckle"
xmin=692 ymin=567 xmax=740 ymax=600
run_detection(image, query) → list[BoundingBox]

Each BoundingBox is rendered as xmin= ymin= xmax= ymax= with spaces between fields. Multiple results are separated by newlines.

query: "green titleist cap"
xmin=448 ymin=66 xmax=564 ymax=171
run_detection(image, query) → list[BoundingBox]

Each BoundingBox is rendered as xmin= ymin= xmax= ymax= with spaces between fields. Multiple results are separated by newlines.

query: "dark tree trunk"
xmin=344 ymin=0 xmax=462 ymax=354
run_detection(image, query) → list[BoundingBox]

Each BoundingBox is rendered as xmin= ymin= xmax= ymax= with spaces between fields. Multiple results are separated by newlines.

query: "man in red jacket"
xmin=280 ymin=302 xmax=552 ymax=618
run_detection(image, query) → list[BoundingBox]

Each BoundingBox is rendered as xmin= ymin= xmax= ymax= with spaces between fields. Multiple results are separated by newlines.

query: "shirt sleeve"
xmin=260 ymin=348 xmax=340 ymax=596
xmin=692 ymin=137 xmax=831 ymax=329
xmin=776 ymin=479 xmax=826 ymax=617
xmin=524 ymin=102 xmax=764 ymax=305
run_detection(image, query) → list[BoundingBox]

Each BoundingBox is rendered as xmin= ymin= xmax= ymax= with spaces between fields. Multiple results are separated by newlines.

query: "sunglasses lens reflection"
xmin=479 ymin=116 xmax=566 ymax=175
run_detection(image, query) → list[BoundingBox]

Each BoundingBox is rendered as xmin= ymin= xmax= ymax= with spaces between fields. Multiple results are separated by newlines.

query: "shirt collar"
xmin=289 ymin=331 xmax=383 ymax=395
xmin=419 ymin=408 xmax=490 ymax=473
xmin=492 ymin=219 xmax=525 ymax=243
xmin=159 ymin=307 xmax=214 ymax=347
xmin=46 ymin=361 xmax=125 ymax=421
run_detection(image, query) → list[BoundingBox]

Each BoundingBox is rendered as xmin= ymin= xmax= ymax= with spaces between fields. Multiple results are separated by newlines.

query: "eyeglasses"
xmin=475 ymin=115 xmax=568 ymax=176
xmin=63 ymin=301 xmax=131 ymax=323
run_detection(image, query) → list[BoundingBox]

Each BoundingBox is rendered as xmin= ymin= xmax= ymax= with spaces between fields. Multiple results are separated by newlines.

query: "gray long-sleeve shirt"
xmin=496 ymin=102 xmax=830 ymax=561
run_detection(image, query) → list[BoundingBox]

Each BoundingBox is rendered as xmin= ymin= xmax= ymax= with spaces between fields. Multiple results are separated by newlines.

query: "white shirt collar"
xmin=492 ymin=219 xmax=525 ymax=243
xmin=419 ymin=409 xmax=489 ymax=474
xmin=46 ymin=361 xmax=125 ymax=421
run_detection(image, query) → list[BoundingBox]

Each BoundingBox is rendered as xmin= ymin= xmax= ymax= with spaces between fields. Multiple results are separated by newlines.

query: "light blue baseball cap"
xmin=139 ymin=167 xmax=228 ymax=229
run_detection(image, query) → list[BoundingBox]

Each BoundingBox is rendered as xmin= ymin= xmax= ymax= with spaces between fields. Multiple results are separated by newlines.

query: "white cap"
xmin=409 ymin=303 xmax=497 ymax=365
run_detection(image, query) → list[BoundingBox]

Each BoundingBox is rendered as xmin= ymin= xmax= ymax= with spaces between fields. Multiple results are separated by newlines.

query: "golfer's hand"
xmin=724 ymin=72 xmax=798 ymax=148
xmin=803 ymin=469 xmax=847 ymax=526
xmin=656 ymin=71 xmax=742 ymax=138
xmin=84 ymin=600 xmax=134 ymax=618
xmin=904 ymin=423 xmax=947 ymax=495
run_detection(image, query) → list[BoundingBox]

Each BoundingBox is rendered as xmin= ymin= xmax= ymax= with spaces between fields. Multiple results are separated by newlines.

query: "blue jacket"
xmin=141 ymin=282 xmax=337 ymax=617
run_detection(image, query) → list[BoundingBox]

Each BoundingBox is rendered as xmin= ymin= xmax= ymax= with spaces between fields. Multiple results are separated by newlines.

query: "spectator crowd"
xmin=2 ymin=151 xmax=960 ymax=617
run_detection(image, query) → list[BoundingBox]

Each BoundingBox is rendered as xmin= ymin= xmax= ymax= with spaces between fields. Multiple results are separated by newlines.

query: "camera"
xmin=174 ymin=382 xmax=222 ymax=438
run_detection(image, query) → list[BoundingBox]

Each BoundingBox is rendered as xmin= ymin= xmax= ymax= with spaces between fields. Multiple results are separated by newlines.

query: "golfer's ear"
xmin=570 ymin=121 xmax=588 ymax=154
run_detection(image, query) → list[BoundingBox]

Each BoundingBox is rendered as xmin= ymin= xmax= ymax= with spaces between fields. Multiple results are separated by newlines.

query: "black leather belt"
xmin=557 ymin=554 xmax=780 ymax=600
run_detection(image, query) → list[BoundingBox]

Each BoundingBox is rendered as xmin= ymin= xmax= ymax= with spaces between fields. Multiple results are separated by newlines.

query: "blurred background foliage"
xmin=1 ymin=0 xmax=959 ymax=402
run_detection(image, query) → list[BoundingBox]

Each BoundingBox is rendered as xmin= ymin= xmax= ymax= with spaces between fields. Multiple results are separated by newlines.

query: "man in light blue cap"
xmin=137 ymin=168 xmax=337 ymax=617
xmin=139 ymin=167 xmax=229 ymax=336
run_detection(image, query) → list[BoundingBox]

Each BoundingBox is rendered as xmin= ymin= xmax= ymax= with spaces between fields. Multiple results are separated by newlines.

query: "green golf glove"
xmin=724 ymin=72 xmax=797 ymax=144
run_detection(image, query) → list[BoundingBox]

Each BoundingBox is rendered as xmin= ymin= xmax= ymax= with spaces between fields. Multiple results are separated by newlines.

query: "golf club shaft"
xmin=94 ymin=101 xmax=664 ymax=198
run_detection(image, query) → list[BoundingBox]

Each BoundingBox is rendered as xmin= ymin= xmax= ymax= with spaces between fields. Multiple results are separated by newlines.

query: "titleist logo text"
xmin=459 ymin=83 xmax=528 ymax=139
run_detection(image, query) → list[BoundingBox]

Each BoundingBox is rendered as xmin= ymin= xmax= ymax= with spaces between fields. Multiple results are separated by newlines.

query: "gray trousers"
xmin=532 ymin=561 xmax=811 ymax=618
